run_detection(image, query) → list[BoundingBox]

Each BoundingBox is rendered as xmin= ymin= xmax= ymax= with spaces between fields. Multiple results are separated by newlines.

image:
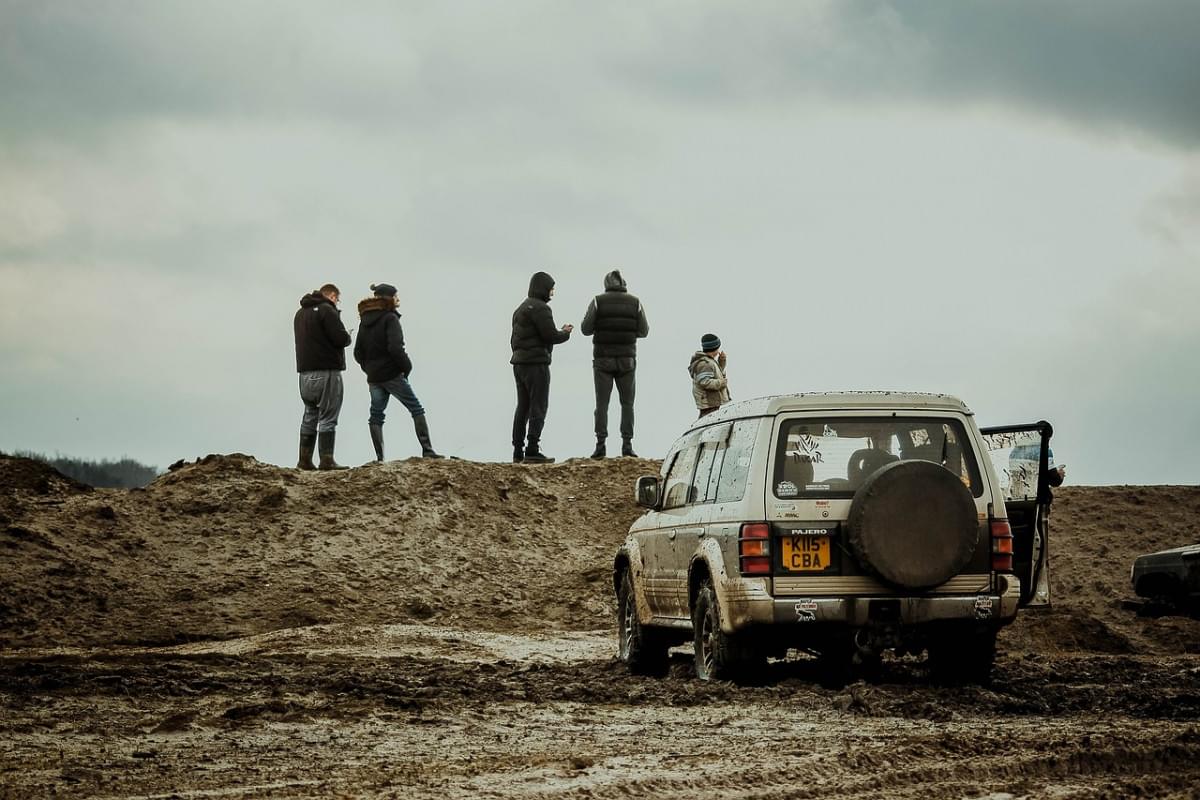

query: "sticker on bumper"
xmin=795 ymin=599 xmax=818 ymax=622
xmin=974 ymin=596 xmax=994 ymax=619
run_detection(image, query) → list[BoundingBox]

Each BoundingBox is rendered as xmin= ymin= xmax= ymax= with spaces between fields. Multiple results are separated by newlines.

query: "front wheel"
xmin=617 ymin=569 xmax=669 ymax=676
xmin=692 ymin=579 xmax=763 ymax=681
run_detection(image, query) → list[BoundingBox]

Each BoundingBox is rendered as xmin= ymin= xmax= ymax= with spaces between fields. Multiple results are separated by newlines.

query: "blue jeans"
xmin=369 ymin=375 xmax=425 ymax=426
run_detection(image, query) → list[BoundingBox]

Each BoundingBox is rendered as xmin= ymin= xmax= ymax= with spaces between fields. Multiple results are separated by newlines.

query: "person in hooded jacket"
xmin=294 ymin=283 xmax=353 ymax=470
xmin=510 ymin=271 xmax=573 ymax=463
xmin=353 ymin=283 xmax=441 ymax=460
xmin=690 ymin=333 xmax=731 ymax=417
xmin=580 ymin=270 xmax=649 ymax=458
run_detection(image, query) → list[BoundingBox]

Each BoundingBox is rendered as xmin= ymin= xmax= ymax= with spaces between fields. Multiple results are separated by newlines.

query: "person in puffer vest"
xmin=353 ymin=283 xmax=442 ymax=460
xmin=580 ymin=270 xmax=649 ymax=458
xmin=510 ymin=271 xmax=573 ymax=463
xmin=690 ymin=333 xmax=730 ymax=417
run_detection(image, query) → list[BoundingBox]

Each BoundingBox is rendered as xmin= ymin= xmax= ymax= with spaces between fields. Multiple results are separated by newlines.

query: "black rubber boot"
xmin=523 ymin=445 xmax=555 ymax=464
xmin=513 ymin=447 xmax=524 ymax=463
xmin=622 ymin=439 xmax=638 ymax=458
xmin=369 ymin=424 xmax=384 ymax=462
xmin=297 ymin=433 xmax=317 ymax=471
xmin=317 ymin=431 xmax=349 ymax=471
xmin=413 ymin=415 xmax=443 ymax=458
xmin=590 ymin=439 xmax=606 ymax=459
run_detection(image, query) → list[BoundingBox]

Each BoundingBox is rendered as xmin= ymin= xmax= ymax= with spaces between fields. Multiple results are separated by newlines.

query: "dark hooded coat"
xmin=294 ymin=292 xmax=351 ymax=372
xmin=353 ymin=297 xmax=413 ymax=383
xmin=510 ymin=272 xmax=570 ymax=365
xmin=580 ymin=270 xmax=649 ymax=359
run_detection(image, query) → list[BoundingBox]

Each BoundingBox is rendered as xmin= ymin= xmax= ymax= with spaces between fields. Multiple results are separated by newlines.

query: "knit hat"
xmin=701 ymin=333 xmax=721 ymax=352
xmin=371 ymin=283 xmax=398 ymax=298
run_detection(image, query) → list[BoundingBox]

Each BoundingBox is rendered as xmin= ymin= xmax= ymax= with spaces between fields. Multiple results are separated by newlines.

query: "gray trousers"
xmin=593 ymin=357 xmax=636 ymax=440
xmin=298 ymin=370 xmax=344 ymax=434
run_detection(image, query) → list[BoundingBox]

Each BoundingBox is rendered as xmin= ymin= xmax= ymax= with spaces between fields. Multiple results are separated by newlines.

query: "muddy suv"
xmin=613 ymin=392 xmax=1054 ymax=683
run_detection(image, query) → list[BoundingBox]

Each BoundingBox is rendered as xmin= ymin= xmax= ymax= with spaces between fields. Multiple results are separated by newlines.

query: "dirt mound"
xmin=1003 ymin=484 xmax=1200 ymax=656
xmin=3 ymin=452 xmax=1199 ymax=655
xmin=0 ymin=453 xmax=91 ymax=500
xmin=0 ymin=454 xmax=657 ymax=648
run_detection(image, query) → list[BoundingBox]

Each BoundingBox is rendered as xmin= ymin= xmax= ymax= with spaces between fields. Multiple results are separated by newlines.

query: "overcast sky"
xmin=2 ymin=1 xmax=1198 ymax=485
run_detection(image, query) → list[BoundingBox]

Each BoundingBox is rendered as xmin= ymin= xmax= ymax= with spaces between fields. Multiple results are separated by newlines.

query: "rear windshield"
xmin=772 ymin=416 xmax=983 ymax=499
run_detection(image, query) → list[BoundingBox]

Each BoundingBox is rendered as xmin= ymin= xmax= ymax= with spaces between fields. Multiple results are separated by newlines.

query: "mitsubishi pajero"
xmin=613 ymin=392 xmax=1054 ymax=683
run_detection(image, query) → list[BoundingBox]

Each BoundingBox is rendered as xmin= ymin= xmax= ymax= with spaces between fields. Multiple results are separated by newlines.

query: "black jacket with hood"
xmin=294 ymin=292 xmax=351 ymax=372
xmin=580 ymin=270 xmax=649 ymax=359
xmin=510 ymin=272 xmax=571 ymax=365
xmin=353 ymin=297 xmax=413 ymax=383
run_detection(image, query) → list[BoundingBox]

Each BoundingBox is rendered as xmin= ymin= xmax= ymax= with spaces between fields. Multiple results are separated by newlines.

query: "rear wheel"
xmin=928 ymin=626 xmax=997 ymax=685
xmin=692 ymin=579 xmax=763 ymax=681
xmin=617 ymin=570 xmax=669 ymax=676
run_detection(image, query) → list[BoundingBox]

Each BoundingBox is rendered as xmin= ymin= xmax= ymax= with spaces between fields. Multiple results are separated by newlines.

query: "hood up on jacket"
xmin=603 ymin=270 xmax=627 ymax=292
xmin=528 ymin=271 xmax=555 ymax=302
xmin=357 ymin=296 xmax=399 ymax=327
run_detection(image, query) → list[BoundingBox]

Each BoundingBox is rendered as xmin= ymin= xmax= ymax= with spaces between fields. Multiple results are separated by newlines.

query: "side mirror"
xmin=635 ymin=475 xmax=661 ymax=509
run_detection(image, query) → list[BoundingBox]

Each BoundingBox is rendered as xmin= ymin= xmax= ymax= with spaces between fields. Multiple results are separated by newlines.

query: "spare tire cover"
xmin=846 ymin=459 xmax=980 ymax=590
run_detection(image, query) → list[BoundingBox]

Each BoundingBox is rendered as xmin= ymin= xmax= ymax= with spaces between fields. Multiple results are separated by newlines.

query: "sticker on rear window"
xmin=806 ymin=484 xmax=831 ymax=491
xmin=776 ymin=480 xmax=799 ymax=497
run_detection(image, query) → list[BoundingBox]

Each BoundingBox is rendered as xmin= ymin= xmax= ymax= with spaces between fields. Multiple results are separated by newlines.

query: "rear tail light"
xmin=991 ymin=518 xmax=1013 ymax=572
xmin=739 ymin=522 xmax=771 ymax=575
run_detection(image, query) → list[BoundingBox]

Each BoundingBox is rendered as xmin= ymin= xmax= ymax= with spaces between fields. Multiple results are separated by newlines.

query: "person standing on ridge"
xmin=580 ymin=269 xmax=649 ymax=458
xmin=690 ymin=333 xmax=730 ymax=418
xmin=294 ymin=283 xmax=352 ymax=470
xmin=353 ymin=282 xmax=442 ymax=461
xmin=511 ymin=271 xmax=572 ymax=463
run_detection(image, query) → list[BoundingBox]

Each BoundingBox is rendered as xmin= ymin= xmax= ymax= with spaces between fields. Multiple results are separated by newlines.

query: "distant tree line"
xmin=7 ymin=450 xmax=160 ymax=488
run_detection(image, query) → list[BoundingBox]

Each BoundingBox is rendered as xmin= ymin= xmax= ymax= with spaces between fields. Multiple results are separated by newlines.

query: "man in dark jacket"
xmin=294 ymin=283 xmax=352 ymax=470
xmin=510 ymin=271 xmax=572 ymax=463
xmin=580 ymin=270 xmax=649 ymax=458
xmin=353 ymin=283 xmax=441 ymax=460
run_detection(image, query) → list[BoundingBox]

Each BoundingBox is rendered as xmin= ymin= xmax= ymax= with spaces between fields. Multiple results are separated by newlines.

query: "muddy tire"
xmin=616 ymin=570 xmax=669 ymax=676
xmin=928 ymin=626 xmax=997 ymax=685
xmin=847 ymin=460 xmax=979 ymax=590
xmin=692 ymin=579 xmax=763 ymax=681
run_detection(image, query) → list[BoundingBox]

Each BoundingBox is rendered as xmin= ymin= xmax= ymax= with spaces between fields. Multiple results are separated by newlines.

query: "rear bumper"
xmin=726 ymin=574 xmax=1021 ymax=630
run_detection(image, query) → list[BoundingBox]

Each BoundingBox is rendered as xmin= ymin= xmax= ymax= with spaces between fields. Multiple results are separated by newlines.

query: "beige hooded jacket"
xmin=689 ymin=351 xmax=730 ymax=410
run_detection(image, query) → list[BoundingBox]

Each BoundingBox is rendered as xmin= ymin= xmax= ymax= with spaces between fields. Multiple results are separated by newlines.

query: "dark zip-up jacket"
xmin=354 ymin=297 xmax=413 ymax=383
xmin=580 ymin=270 xmax=649 ymax=358
xmin=511 ymin=272 xmax=571 ymax=365
xmin=294 ymin=292 xmax=351 ymax=372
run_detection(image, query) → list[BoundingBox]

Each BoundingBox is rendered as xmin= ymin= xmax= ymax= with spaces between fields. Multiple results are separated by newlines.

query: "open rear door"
xmin=980 ymin=421 xmax=1054 ymax=607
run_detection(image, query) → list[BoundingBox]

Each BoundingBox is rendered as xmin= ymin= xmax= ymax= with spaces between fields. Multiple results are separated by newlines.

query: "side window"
xmin=662 ymin=433 xmax=701 ymax=509
xmin=692 ymin=423 xmax=732 ymax=504
xmin=715 ymin=419 xmax=758 ymax=503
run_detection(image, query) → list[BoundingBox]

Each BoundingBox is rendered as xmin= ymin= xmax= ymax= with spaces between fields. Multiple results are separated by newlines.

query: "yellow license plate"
xmin=781 ymin=535 xmax=831 ymax=572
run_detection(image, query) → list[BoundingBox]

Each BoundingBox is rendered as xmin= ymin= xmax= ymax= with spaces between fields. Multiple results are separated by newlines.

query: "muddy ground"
xmin=3 ymin=454 xmax=1200 ymax=798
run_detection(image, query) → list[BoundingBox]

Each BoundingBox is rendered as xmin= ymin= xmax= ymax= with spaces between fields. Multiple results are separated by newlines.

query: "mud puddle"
xmin=4 ymin=624 xmax=1200 ymax=798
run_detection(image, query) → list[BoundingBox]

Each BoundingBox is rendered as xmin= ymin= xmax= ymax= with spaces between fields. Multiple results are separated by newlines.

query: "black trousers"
xmin=593 ymin=357 xmax=636 ymax=440
xmin=512 ymin=364 xmax=551 ymax=448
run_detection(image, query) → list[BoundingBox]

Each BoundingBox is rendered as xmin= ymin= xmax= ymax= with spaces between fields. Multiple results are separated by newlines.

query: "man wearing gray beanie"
xmin=690 ymin=333 xmax=730 ymax=418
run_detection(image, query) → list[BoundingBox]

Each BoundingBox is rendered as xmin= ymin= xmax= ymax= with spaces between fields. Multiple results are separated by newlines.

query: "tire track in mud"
xmin=6 ymin=648 xmax=1200 ymax=723
xmin=532 ymin=732 xmax=1200 ymax=800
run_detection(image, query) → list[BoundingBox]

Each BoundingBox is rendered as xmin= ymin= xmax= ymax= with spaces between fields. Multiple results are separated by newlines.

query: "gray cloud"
xmin=1 ymin=1 xmax=1198 ymax=486
xmin=4 ymin=2 xmax=1199 ymax=148
xmin=611 ymin=1 xmax=1200 ymax=148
